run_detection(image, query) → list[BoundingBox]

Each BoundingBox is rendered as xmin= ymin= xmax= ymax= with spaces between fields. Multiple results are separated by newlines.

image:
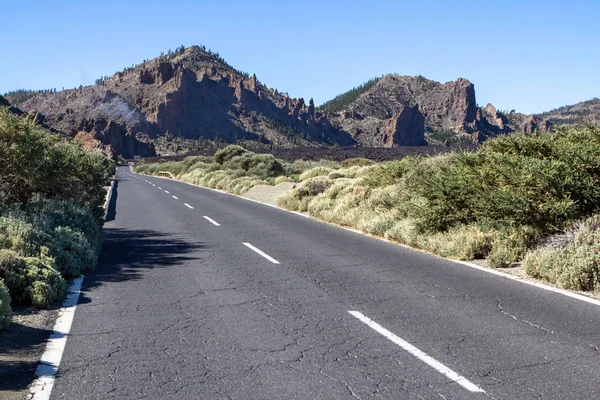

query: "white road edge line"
xmin=28 ymin=277 xmax=84 ymax=399
xmin=203 ymin=216 xmax=221 ymax=226
xmin=172 ymin=195 xmax=179 ymax=200
xmin=348 ymin=311 xmax=485 ymax=394
xmin=243 ymin=242 xmax=280 ymax=264
xmin=134 ymin=171 xmax=600 ymax=309
xmin=184 ymin=203 xmax=194 ymax=209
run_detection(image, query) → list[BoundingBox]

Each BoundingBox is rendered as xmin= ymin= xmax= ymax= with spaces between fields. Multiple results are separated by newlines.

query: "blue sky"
xmin=1 ymin=0 xmax=598 ymax=114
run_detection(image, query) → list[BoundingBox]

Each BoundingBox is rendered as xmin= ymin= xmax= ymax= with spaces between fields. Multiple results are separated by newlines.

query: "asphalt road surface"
xmin=50 ymin=166 xmax=600 ymax=399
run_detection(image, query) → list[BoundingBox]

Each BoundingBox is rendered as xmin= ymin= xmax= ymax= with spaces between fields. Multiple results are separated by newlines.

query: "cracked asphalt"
xmin=50 ymin=167 xmax=600 ymax=399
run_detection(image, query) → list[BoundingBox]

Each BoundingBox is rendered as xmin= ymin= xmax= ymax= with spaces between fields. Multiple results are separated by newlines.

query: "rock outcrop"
xmin=326 ymin=74 xmax=553 ymax=146
xmin=521 ymin=115 xmax=553 ymax=134
xmin=383 ymin=105 xmax=426 ymax=146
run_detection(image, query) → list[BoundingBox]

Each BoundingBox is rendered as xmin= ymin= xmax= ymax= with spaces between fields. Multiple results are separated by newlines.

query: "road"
xmin=50 ymin=166 xmax=600 ymax=399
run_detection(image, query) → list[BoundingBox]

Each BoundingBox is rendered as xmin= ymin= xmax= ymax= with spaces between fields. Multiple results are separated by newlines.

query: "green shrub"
xmin=247 ymin=154 xmax=286 ymax=177
xmin=23 ymin=200 xmax=103 ymax=254
xmin=299 ymin=167 xmax=334 ymax=180
xmin=0 ymin=279 xmax=10 ymax=330
xmin=147 ymin=164 xmax=160 ymax=175
xmin=187 ymin=160 xmax=213 ymax=172
xmin=523 ymin=214 xmax=600 ymax=290
xmin=359 ymin=159 xmax=419 ymax=187
xmin=292 ymin=159 xmax=340 ymax=173
xmin=0 ymin=107 xmax=113 ymax=215
xmin=487 ymin=227 xmax=539 ymax=268
xmin=50 ymin=226 xmax=97 ymax=278
xmin=274 ymin=176 xmax=293 ymax=184
xmin=524 ymin=246 xmax=599 ymax=291
xmin=0 ymin=214 xmax=51 ymax=256
xmin=385 ymin=218 xmax=421 ymax=246
xmin=159 ymin=162 xmax=186 ymax=177
xmin=0 ymin=250 xmax=66 ymax=307
xmin=422 ymin=225 xmax=495 ymax=260
xmin=214 ymin=145 xmax=249 ymax=164
xmin=278 ymin=178 xmax=334 ymax=213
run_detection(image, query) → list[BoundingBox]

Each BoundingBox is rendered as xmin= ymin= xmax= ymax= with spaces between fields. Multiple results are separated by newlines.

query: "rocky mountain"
xmin=537 ymin=98 xmax=600 ymax=128
xmin=8 ymin=46 xmax=562 ymax=157
xmin=322 ymin=74 xmax=553 ymax=147
xmin=1 ymin=94 xmax=119 ymax=159
xmin=14 ymin=46 xmax=354 ymax=158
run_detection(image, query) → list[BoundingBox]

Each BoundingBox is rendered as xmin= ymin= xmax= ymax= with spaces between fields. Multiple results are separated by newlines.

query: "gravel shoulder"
xmin=242 ymin=182 xmax=295 ymax=206
xmin=0 ymin=307 xmax=59 ymax=399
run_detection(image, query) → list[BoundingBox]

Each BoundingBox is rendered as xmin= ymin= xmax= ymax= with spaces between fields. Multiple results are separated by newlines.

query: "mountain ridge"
xmin=4 ymin=45 xmax=589 ymax=157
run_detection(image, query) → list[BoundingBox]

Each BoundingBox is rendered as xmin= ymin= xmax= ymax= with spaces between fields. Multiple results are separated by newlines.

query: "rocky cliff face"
xmin=325 ymin=74 xmax=553 ymax=146
xmin=18 ymin=46 xmax=354 ymax=157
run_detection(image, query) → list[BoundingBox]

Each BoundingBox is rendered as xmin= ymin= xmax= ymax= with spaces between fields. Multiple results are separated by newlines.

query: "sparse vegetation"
xmin=318 ymin=77 xmax=381 ymax=113
xmin=3 ymin=89 xmax=57 ymax=106
xmin=538 ymin=98 xmax=600 ymax=127
xmin=0 ymin=107 xmax=113 ymax=329
xmin=135 ymin=146 xmax=292 ymax=195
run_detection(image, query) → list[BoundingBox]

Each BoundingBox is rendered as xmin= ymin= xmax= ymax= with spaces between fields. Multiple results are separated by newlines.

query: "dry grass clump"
xmin=299 ymin=167 xmax=336 ymax=181
xmin=274 ymin=176 xmax=294 ymax=184
xmin=524 ymin=215 xmax=600 ymax=290
xmin=292 ymin=159 xmax=340 ymax=174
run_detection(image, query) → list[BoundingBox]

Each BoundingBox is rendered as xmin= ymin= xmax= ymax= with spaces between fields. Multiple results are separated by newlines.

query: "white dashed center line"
xmin=243 ymin=243 xmax=279 ymax=264
xmin=184 ymin=203 xmax=194 ymax=209
xmin=172 ymin=196 xmax=179 ymax=200
xmin=165 ymin=191 xmax=170 ymax=194
xmin=158 ymin=187 xmax=162 ymax=190
xmin=203 ymin=216 xmax=221 ymax=226
xmin=348 ymin=311 xmax=485 ymax=393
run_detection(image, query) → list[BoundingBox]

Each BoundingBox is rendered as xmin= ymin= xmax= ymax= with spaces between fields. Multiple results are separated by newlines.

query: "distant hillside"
xmin=537 ymin=98 xmax=600 ymax=127
xmin=8 ymin=45 xmax=569 ymax=157
xmin=322 ymin=74 xmax=552 ymax=147
xmin=318 ymin=77 xmax=380 ymax=113
xmin=4 ymin=89 xmax=58 ymax=107
xmin=16 ymin=46 xmax=354 ymax=158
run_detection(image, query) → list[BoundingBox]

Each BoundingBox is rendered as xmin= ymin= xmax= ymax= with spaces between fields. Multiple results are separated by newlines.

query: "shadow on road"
xmin=0 ymin=229 xmax=206 ymax=396
xmin=81 ymin=228 xmax=207 ymax=293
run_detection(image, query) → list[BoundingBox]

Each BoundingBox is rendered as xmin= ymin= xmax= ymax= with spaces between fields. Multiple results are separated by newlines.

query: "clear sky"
xmin=1 ymin=0 xmax=598 ymax=114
